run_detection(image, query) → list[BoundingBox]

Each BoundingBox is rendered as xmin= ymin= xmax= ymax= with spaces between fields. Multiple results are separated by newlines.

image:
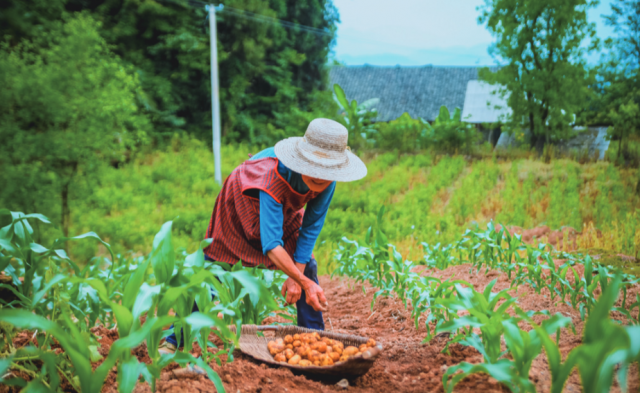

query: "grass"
xmin=5 ymin=134 xmax=637 ymax=273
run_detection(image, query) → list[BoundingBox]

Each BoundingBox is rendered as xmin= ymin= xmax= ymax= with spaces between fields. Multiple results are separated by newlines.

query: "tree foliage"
xmin=585 ymin=0 xmax=640 ymax=162
xmin=0 ymin=0 xmax=339 ymax=144
xmin=0 ymin=13 xmax=151 ymax=238
xmin=478 ymin=0 xmax=598 ymax=152
xmin=72 ymin=0 xmax=339 ymax=143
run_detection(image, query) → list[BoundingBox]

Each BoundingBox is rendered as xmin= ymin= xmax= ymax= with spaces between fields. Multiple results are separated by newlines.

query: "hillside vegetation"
xmin=17 ymin=135 xmax=636 ymax=271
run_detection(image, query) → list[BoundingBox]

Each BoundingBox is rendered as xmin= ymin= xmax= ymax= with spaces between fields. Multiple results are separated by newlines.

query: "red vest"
xmin=203 ymin=157 xmax=321 ymax=269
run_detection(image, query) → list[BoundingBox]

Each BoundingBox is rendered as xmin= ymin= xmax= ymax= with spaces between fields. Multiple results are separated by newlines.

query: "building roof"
xmin=461 ymin=80 xmax=512 ymax=124
xmin=328 ymin=65 xmax=499 ymax=122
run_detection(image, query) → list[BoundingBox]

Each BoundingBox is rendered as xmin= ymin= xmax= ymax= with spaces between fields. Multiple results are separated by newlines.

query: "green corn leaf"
xmin=84 ymin=277 xmax=109 ymax=298
xmin=132 ymin=282 xmax=161 ymax=320
xmin=443 ymin=359 xmax=534 ymax=393
xmin=111 ymin=302 xmax=134 ymax=338
xmin=150 ymin=221 xmax=175 ymax=285
xmin=16 ymin=347 xmax=60 ymax=390
xmin=185 ymin=239 xmax=213 ymax=268
xmin=483 ymin=278 xmax=498 ymax=299
xmin=31 ymin=274 xmax=67 ymax=308
xmin=227 ymin=270 xmax=277 ymax=309
xmin=28 ymin=243 xmax=48 ymax=254
xmin=52 ymin=232 xmax=115 ymax=270
xmin=437 ymin=315 xmax=483 ymax=332
xmin=123 ymin=258 xmax=151 ymax=310
xmin=21 ymin=380 xmax=50 ymax=392
xmin=0 ymin=355 xmax=14 ymax=380
xmin=19 ymin=214 xmax=51 ymax=224
xmin=118 ymin=356 xmax=145 ymax=393
xmin=185 ymin=312 xmax=235 ymax=341
xmin=0 ymin=238 xmax=16 ymax=253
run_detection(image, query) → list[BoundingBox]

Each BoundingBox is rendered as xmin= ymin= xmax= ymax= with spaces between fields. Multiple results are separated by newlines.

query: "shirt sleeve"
xmin=259 ymin=190 xmax=284 ymax=255
xmin=293 ymin=182 xmax=336 ymax=264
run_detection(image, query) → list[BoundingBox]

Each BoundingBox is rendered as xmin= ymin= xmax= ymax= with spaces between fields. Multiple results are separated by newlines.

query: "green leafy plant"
xmin=0 ymin=210 xmax=282 ymax=392
xmin=420 ymin=106 xmax=480 ymax=153
xmin=333 ymin=83 xmax=378 ymax=150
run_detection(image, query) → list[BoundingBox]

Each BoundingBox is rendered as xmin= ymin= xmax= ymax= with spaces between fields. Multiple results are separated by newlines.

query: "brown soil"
xmin=3 ymin=267 xmax=639 ymax=393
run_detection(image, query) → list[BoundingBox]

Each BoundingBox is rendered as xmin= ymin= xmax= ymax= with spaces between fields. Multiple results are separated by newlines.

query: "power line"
xmin=156 ymin=0 xmax=334 ymax=37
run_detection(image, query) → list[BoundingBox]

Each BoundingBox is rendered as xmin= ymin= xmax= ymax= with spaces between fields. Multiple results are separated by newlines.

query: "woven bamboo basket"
xmin=238 ymin=325 xmax=383 ymax=376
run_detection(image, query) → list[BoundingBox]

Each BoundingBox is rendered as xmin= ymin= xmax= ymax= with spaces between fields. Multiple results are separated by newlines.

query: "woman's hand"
xmin=301 ymin=280 xmax=328 ymax=312
xmin=281 ymin=277 xmax=302 ymax=304
xmin=268 ymin=246 xmax=328 ymax=312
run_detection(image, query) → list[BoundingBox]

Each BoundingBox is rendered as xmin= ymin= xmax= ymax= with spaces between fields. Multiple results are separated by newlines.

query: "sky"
xmin=332 ymin=0 xmax=616 ymax=66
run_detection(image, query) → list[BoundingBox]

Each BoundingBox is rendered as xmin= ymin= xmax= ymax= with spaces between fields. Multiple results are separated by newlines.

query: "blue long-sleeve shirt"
xmin=250 ymin=147 xmax=335 ymax=264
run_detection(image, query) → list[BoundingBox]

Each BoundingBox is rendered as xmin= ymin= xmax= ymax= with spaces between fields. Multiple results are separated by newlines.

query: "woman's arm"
xmin=259 ymin=190 xmax=327 ymax=312
xmin=293 ymin=182 xmax=336 ymax=263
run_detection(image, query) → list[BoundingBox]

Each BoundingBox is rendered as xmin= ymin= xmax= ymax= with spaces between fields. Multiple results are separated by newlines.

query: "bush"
xmin=374 ymin=113 xmax=426 ymax=152
xmin=422 ymin=106 xmax=481 ymax=153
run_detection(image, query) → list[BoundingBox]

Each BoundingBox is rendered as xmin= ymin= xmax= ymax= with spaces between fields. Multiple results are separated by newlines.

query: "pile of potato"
xmin=267 ymin=332 xmax=377 ymax=367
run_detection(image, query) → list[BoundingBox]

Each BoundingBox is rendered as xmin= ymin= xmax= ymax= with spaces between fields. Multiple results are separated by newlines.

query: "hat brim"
xmin=274 ymin=137 xmax=367 ymax=182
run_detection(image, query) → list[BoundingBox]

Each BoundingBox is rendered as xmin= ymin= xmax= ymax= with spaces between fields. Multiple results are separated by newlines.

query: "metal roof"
xmin=328 ymin=65 xmax=499 ymax=122
xmin=461 ymin=80 xmax=512 ymax=124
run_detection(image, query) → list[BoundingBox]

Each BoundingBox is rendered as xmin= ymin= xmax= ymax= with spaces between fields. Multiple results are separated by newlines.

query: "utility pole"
xmin=209 ymin=4 xmax=222 ymax=185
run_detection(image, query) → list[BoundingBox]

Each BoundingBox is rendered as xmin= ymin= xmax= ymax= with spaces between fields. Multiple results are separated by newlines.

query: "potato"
xmin=344 ymin=346 xmax=359 ymax=356
xmin=288 ymin=354 xmax=301 ymax=365
xmin=321 ymin=356 xmax=334 ymax=366
xmin=269 ymin=346 xmax=282 ymax=355
xmin=296 ymin=345 xmax=309 ymax=356
xmin=272 ymin=333 xmax=378 ymax=367
xmin=309 ymin=350 xmax=322 ymax=363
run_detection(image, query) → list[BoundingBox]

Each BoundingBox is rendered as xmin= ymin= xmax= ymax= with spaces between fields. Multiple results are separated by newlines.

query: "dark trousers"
xmin=166 ymin=257 xmax=324 ymax=347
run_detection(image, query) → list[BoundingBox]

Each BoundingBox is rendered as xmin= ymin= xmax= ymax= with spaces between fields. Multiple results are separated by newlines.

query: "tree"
xmin=584 ymin=0 xmax=640 ymax=161
xmin=604 ymin=0 xmax=640 ymax=68
xmin=478 ymin=0 xmax=598 ymax=153
xmin=63 ymin=0 xmax=339 ymax=143
xmin=0 ymin=14 xmax=150 ymax=239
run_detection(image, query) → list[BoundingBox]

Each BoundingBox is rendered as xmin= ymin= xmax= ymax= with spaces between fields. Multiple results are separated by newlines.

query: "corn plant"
xmin=437 ymin=281 xmax=537 ymax=393
xmin=435 ymin=279 xmax=518 ymax=363
xmin=0 ymin=211 xmax=280 ymax=392
xmin=521 ymin=274 xmax=640 ymax=393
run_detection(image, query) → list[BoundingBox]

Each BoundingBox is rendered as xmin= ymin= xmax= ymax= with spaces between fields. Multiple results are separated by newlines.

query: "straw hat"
xmin=274 ymin=118 xmax=367 ymax=182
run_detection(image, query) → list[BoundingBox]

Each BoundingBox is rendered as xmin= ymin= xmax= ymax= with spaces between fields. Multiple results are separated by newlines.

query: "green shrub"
xmin=422 ymin=106 xmax=481 ymax=153
xmin=375 ymin=113 xmax=426 ymax=152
